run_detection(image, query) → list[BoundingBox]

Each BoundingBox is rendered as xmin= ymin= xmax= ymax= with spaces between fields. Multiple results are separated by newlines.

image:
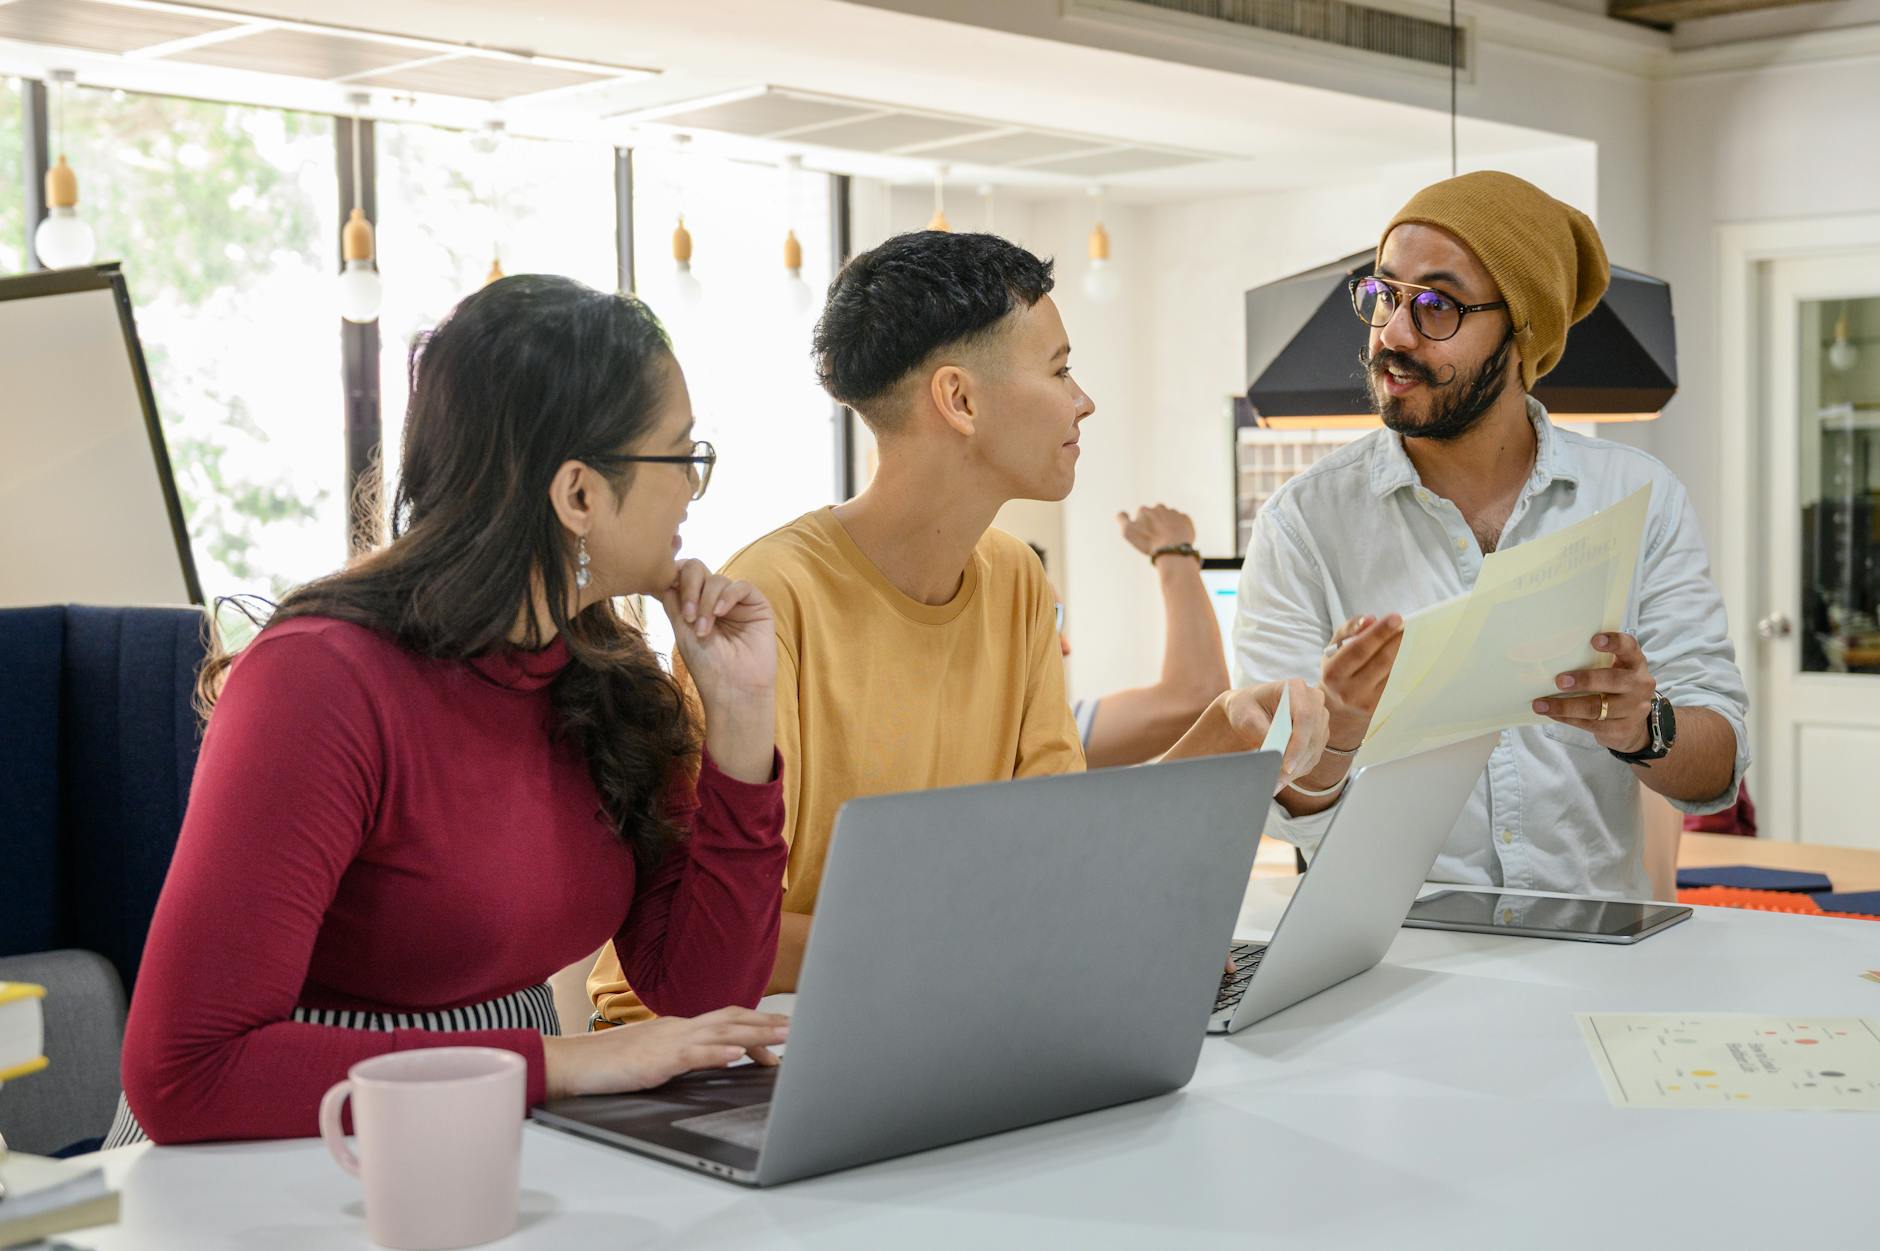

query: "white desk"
xmin=63 ymin=882 xmax=1878 ymax=1250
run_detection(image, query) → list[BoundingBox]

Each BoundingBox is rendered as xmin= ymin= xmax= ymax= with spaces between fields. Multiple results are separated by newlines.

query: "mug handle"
xmin=318 ymin=1079 xmax=361 ymax=1177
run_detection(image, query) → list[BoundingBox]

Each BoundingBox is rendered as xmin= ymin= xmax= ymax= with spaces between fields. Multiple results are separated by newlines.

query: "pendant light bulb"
xmin=1082 ymin=188 xmax=1119 ymax=303
xmin=338 ymin=209 xmax=383 ymax=323
xmin=337 ymin=99 xmax=382 ymax=324
xmin=781 ymin=227 xmax=813 ymax=315
xmin=35 ymin=74 xmax=96 ymax=270
xmin=480 ymin=118 xmax=508 ymax=289
xmin=928 ymin=164 xmax=951 ymax=232
xmin=35 ymin=159 xmax=96 ymax=268
xmin=671 ymin=214 xmax=703 ymax=310
xmin=1829 ymin=306 xmax=1859 ymax=373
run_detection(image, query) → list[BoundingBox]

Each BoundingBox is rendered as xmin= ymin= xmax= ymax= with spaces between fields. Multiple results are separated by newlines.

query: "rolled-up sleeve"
xmin=1234 ymin=503 xmax=1341 ymax=853
xmin=1631 ymin=477 xmax=1751 ymax=815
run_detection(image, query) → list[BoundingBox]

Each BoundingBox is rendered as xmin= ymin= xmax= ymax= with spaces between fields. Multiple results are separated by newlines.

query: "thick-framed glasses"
xmin=583 ymin=439 xmax=716 ymax=501
xmin=1054 ymin=602 xmax=1065 ymax=633
xmin=1348 ymin=276 xmax=1506 ymax=343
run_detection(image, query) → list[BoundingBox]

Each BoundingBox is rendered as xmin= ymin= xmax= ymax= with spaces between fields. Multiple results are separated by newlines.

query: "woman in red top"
xmin=118 ymin=276 xmax=791 ymax=1144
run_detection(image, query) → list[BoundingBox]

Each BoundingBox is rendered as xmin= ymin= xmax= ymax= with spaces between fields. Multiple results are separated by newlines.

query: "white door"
xmin=1759 ymin=253 xmax=1880 ymax=848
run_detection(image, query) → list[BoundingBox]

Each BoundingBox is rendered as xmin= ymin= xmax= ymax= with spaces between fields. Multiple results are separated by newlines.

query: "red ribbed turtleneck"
xmin=122 ymin=616 xmax=785 ymax=1144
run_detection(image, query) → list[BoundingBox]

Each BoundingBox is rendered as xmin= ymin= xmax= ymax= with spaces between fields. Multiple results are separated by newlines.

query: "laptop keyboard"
xmin=672 ymin=1102 xmax=773 ymax=1152
xmin=1214 ymin=941 xmax=1268 ymax=1012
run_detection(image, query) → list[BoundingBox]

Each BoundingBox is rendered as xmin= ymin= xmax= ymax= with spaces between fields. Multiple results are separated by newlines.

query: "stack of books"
xmin=0 ymin=1152 xmax=121 ymax=1248
xmin=1 ymin=980 xmax=121 ymax=1246
xmin=0 ymin=982 xmax=47 ymax=1085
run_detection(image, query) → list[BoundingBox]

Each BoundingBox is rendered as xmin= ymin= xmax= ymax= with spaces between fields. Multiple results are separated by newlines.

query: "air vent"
xmin=0 ymin=1 xmax=656 ymax=103
xmin=1074 ymin=0 xmax=1467 ymax=72
xmin=620 ymin=87 xmax=1231 ymax=179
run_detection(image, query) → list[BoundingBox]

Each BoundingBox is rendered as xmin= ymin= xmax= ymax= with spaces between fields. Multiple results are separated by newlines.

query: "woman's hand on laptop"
xmin=662 ymin=559 xmax=778 ymax=784
xmin=542 ymin=1006 xmax=791 ymax=1100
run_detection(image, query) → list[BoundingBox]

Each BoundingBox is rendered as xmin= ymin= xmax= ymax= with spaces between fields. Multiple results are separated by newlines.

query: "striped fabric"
xmin=103 ymin=983 xmax=560 ymax=1149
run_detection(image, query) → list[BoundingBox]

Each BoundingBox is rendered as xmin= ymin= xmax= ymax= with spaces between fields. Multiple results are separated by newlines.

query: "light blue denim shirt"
xmin=1233 ymin=399 xmax=1750 ymax=900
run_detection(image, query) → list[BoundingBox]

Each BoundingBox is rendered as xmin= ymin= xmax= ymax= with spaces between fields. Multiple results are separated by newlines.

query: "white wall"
xmin=1650 ymin=53 xmax=1880 ymax=572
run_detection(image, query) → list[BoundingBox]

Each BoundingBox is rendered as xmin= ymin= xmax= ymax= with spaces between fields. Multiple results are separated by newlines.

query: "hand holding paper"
xmin=1533 ymin=630 xmax=1657 ymax=753
xmin=1320 ymin=613 xmax=1406 ymax=750
xmin=1356 ymin=486 xmax=1653 ymax=767
xmin=1247 ymin=679 xmax=1328 ymax=795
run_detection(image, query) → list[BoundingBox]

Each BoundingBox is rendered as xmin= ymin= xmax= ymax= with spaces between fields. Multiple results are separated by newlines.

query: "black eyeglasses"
xmin=582 ymin=439 xmax=716 ymax=501
xmin=1348 ymin=276 xmax=1506 ymax=343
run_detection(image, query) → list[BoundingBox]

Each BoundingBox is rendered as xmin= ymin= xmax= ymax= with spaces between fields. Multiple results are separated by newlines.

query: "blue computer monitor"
xmin=1201 ymin=557 xmax=1241 ymax=668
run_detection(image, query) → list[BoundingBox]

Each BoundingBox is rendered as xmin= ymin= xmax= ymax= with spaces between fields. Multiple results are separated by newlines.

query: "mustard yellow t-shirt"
xmin=589 ymin=507 xmax=1084 ymax=1023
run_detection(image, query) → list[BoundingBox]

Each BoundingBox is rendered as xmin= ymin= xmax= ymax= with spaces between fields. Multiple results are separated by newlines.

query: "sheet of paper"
xmin=1358 ymin=486 xmax=1651 ymax=766
xmin=1578 ymin=1013 xmax=1880 ymax=1111
xmin=1259 ymin=684 xmax=1293 ymax=781
xmin=1361 ymin=593 xmax=1469 ymax=744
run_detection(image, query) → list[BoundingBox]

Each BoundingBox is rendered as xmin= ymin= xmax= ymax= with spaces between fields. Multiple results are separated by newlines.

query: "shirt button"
xmin=1455 ymin=538 xmax=1468 ymax=552
xmin=1500 ymin=830 xmax=1514 ymax=845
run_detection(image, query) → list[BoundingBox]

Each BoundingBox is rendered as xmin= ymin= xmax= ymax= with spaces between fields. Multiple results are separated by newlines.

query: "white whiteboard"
xmin=0 ymin=268 xmax=198 ymax=608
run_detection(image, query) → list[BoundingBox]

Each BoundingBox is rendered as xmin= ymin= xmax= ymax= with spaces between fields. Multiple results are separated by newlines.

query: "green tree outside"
xmin=62 ymin=87 xmax=346 ymax=627
xmin=1 ymin=82 xmax=23 ymax=274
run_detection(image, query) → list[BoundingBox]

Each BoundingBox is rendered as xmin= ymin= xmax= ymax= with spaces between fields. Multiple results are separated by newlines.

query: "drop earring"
xmin=575 ymin=536 xmax=592 ymax=590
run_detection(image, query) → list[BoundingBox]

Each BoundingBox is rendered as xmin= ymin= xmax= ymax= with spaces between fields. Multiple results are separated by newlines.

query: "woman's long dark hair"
xmin=199 ymin=275 xmax=698 ymax=864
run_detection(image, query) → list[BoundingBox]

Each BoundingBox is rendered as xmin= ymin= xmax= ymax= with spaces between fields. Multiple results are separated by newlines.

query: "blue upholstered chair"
xmin=0 ymin=604 xmax=207 ymax=1154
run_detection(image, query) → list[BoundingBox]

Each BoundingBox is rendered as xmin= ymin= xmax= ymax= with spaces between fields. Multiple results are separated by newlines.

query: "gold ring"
xmin=1598 ymin=694 xmax=1610 ymax=722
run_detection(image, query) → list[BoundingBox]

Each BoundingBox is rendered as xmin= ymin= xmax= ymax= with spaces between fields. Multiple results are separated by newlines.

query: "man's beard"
xmin=1361 ymin=328 xmax=1516 ymax=442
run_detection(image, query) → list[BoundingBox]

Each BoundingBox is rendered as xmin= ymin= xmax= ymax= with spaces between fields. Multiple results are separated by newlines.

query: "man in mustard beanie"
xmin=1233 ymin=171 xmax=1749 ymax=899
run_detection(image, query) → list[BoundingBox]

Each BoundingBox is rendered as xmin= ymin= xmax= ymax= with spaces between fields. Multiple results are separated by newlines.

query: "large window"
xmin=65 ymin=87 xmax=342 ymax=609
xmin=1 ymin=81 xmax=23 ymax=273
xmin=630 ymin=145 xmax=838 ymax=575
xmin=8 ymin=85 xmax=849 ymax=648
xmin=373 ymin=122 xmax=617 ymax=517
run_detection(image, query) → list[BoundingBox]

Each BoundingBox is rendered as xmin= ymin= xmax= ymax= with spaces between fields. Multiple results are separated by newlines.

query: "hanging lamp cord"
xmin=1450 ymin=0 xmax=1458 ymax=178
xmin=351 ymin=112 xmax=364 ymax=214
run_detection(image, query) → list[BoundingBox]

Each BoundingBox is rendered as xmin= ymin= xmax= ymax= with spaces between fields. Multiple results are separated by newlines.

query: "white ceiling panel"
xmin=636 ymin=92 xmax=871 ymax=137
xmin=174 ymin=27 xmax=427 ymax=78
xmin=909 ymin=129 xmax=1108 ymax=165
xmin=1022 ymin=147 xmax=1208 ymax=177
xmin=783 ymin=111 xmax=997 ymax=153
xmin=347 ymin=54 xmax=619 ymax=100
xmin=0 ymin=0 xmax=241 ymax=55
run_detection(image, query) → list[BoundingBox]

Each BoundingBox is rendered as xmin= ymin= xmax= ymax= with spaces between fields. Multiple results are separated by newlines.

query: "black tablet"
xmin=1403 ymin=889 xmax=1691 ymax=944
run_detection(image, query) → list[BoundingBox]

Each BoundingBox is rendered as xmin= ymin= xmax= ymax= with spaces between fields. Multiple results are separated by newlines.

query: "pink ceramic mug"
xmin=318 ymin=1047 xmax=526 ymax=1251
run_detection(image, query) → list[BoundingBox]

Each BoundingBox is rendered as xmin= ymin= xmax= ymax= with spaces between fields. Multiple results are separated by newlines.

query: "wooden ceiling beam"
xmin=1612 ymin=0 xmax=1827 ymax=26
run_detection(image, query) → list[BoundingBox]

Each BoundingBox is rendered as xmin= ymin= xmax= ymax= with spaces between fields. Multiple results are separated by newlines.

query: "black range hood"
xmin=1244 ymin=251 xmax=1677 ymax=427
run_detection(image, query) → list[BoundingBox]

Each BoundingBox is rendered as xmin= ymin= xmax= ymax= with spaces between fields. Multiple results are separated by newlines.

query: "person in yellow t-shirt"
xmin=590 ymin=231 xmax=1328 ymax=1023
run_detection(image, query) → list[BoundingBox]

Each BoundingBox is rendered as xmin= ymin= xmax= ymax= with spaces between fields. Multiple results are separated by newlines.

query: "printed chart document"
xmin=1578 ymin=1014 xmax=1880 ymax=1111
xmin=1358 ymin=486 xmax=1651 ymax=766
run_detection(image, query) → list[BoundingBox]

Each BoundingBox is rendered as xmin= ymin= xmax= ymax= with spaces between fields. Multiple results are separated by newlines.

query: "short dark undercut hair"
xmin=812 ymin=230 xmax=1055 ymax=432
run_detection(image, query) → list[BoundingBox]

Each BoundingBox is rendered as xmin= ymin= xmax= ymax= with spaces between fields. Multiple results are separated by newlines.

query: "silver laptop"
xmin=1210 ymin=732 xmax=1497 ymax=1034
xmin=533 ymin=749 xmax=1282 ymax=1186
